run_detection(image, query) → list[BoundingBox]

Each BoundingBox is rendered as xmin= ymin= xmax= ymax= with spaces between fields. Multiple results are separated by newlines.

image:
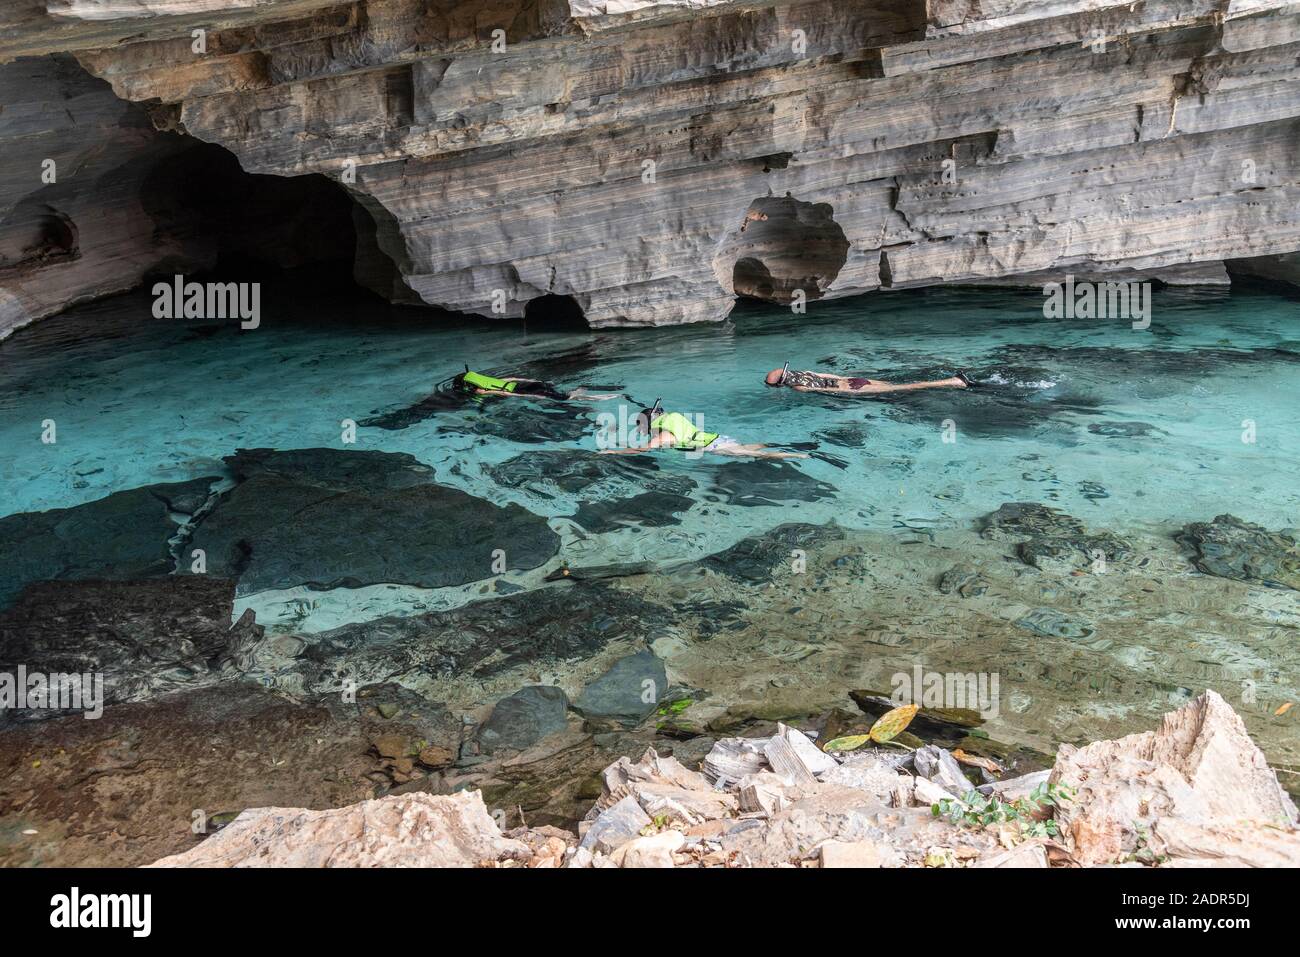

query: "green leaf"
xmin=868 ymin=704 xmax=919 ymax=744
xmin=822 ymin=734 xmax=872 ymax=753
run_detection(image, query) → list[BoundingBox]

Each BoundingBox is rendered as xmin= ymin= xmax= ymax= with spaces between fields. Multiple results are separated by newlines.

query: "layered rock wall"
xmin=2 ymin=0 xmax=1299 ymax=332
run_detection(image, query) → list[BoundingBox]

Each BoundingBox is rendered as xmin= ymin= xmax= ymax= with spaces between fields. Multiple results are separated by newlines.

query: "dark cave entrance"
xmin=717 ymin=196 xmax=850 ymax=305
xmin=524 ymin=293 xmax=589 ymax=330
xmin=139 ymin=141 xmax=398 ymax=304
xmin=0 ymin=200 xmax=80 ymax=274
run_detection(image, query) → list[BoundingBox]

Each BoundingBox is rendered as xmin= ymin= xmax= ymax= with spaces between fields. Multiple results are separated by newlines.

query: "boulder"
xmin=0 ymin=478 xmax=217 ymax=608
xmin=189 ymin=448 xmax=560 ymax=593
xmin=611 ymin=829 xmax=685 ymax=868
xmin=1050 ymin=690 xmax=1299 ymax=866
xmin=147 ymin=791 xmax=530 ymax=867
xmin=578 ymin=795 xmax=652 ymax=856
xmin=1177 ymin=514 xmax=1300 ymax=590
xmin=475 ymin=685 xmax=570 ymax=755
xmin=573 ymin=651 xmax=666 ymax=725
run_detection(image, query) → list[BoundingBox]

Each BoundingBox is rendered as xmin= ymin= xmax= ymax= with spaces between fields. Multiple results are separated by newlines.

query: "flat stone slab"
xmin=0 ymin=576 xmax=252 ymax=716
xmin=573 ymin=651 xmax=667 ymax=724
xmin=1177 ymin=513 xmax=1300 ymax=591
xmin=189 ymin=448 xmax=560 ymax=594
xmin=475 ymin=685 xmax=570 ymax=754
xmin=0 ymin=477 xmax=217 ymax=608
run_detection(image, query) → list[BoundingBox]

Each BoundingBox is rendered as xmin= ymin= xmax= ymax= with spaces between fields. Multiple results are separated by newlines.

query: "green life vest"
xmin=463 ymin=370 xmax=516 ymax=392
xmin=650 ymin=412 xmax=718 ymax=451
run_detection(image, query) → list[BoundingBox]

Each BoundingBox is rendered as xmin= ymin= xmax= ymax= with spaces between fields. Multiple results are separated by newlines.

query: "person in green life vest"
xmin=600 ymin=405 xmax=808 ymax=459
xmin=453 ymin=369 xmax=618 ymax=402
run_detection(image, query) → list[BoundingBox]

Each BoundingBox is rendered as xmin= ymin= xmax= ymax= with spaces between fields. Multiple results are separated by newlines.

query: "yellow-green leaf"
xmin=822 ymin=734 xmax=871 ymax=753
xmin=869 ymin=704 xmax=919 ymax=743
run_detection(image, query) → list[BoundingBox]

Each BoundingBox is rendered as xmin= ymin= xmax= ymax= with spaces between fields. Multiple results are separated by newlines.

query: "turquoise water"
xmin=2 ymin=281 xmax=1298 ymax=616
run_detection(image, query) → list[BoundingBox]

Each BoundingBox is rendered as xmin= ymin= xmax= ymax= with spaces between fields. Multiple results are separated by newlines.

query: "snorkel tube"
xmin=765 ymin=361 xmax=790 ymax=388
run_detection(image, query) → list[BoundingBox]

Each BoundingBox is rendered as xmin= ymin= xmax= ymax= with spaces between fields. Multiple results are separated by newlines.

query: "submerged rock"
xmin=981 ymin=501 xmax=1130 ymax=574
xmin=189 ymin=448 xmax=560 ymax=593
xmin=475 ymin=686 xmax=570 ymax=755
xmin=296 ymin=583 xmax=668 ymax=690
xmin=701 ymin=522 xmax=845 ymax=583
xmin=707 ymin=460 xmax=837 ymax=507
xmin=1014 ymin=607 xmax=1094 ymax=640
xmin=0 ymin=576 xmax=255 ymax=717
xmin=1177 ymin=514 xmax=1300 ymax=591
xmin=487 ymin=450 xmax=667 ymax=498
xmin=570 ymin=490 xmax=695 ymax=533
xmin=0 ymin=477 xmax=217 ymax=608
xmin=573 ymin=651 xmax=667 ymax=725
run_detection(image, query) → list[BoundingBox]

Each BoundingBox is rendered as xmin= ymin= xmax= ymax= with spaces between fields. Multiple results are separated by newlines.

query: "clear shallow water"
xmin=2 ymin=280 xmax=1298 ymax=624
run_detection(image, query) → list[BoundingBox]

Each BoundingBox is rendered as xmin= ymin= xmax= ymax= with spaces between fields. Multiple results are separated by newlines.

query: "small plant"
xmin=932 ymin=781 xmax=1075 ymax=839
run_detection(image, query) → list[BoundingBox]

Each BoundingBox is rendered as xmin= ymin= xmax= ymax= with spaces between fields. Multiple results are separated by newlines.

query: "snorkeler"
xmin=599 ymin=402 xmax=808 ymax=459
xmin=764 ymin=362 xmax=973 ymax=395
xmin=452 ymin=369 xmax=619 ymax=402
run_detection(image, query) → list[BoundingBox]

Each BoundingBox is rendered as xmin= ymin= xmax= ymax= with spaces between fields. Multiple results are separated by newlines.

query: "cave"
xmin=716 ymin=196 xmax=850 ymax=305
xmin=524 ymin=293 xmax=589 ymax=330
xmin=0 ymin=200 xmax=79 ymax=273
xmin=139 ymin=141 xmax=372 ymax=294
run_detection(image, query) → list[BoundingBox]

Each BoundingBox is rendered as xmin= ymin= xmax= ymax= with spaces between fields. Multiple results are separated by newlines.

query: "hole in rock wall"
xmin=139 ymin=141 xmax=380 ymax=296
xmin=524 ymin=293 xmax=590 ymax=330
xmin=0 ymin=201 xmax=79 ymax=273
xmin=716 ymin=196 xmax=850 ymax=305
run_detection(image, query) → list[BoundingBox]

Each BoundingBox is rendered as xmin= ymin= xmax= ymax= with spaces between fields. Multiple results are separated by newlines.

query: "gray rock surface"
xmin=475 ymin=685 xmax=570 ymax=754
xmin=573 ymin=651 xmax=667 ymax=724
xmin=0 ymin=477 xmax=217 ymax=608
xmin=188 ymin=448 xmax=560 ymax=594
xmin=7 ymin=1 xmax=1299 ymax=333
xmin=1177 ymin=513 xmax=1300 ymax=590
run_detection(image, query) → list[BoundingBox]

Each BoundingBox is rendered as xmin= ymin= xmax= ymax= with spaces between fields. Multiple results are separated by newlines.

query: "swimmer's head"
xmin=765 ymin=365 xmax=790 ymax=387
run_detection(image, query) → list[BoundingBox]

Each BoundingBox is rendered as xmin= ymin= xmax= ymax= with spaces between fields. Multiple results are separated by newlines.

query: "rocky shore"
xmin=3 ymin=477 xmax=1299 ymax=867
xmin=147 ymin=691 xmax=1299 ymax=867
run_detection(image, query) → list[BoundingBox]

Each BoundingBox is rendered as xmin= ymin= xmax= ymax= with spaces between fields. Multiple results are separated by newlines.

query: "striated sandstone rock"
xmin=148 ymin=790 xmax=531 ymax=867
xmin=3 ymin=0 xmax=1300 ymax=331
xmin=1051 ymin=689 xmax=1299 ymax=865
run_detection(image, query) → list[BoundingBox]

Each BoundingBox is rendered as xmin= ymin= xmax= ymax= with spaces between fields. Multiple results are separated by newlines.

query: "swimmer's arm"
xmin=598 ymin=431 xmax=674 ymax=454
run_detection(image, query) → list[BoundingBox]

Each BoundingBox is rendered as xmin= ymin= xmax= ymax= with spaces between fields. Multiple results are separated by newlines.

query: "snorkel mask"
xmin=766 ymin=361 xmax=790 ymax=387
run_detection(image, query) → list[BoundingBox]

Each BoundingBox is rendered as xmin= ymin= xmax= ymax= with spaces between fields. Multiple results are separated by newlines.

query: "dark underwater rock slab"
xmin=226 ymin=446 xmax=435 ymax=490
xmin=571 ymin=490 xmax=695 ymax=533
xmin=1177 ymin=514 xmax=1300 ymax=591
xmin=1087 ymin=421 xmax=1165 ymax=438
xmin=298 ymin=582 xmax=669 ymax=690
xmin=0 ymin=478 xmax=218 ymax=608
xmin=980 ymin=501 xmax=1130 ymax=574
xmin=189 ymin=448 xmax=560 ymax=594
xmin=474 ymin=685 xmax=570 ymax=755
xmin=0 ymin=576 xmax=255 ymax=719
xmin=1014 ymin=607 xmax=1094 ymax=640
xmin=487 ymin=450 xmax=673 ymax=498
xmin=573 ymin=651 xmax=667 ymax=725
xmin=707 ymin=459 xmax=837 ymax=507
xmin=437 ymin=401 xmax=593 ymax=444
xmin=701 ymin=522 xmax=846 ymax=583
